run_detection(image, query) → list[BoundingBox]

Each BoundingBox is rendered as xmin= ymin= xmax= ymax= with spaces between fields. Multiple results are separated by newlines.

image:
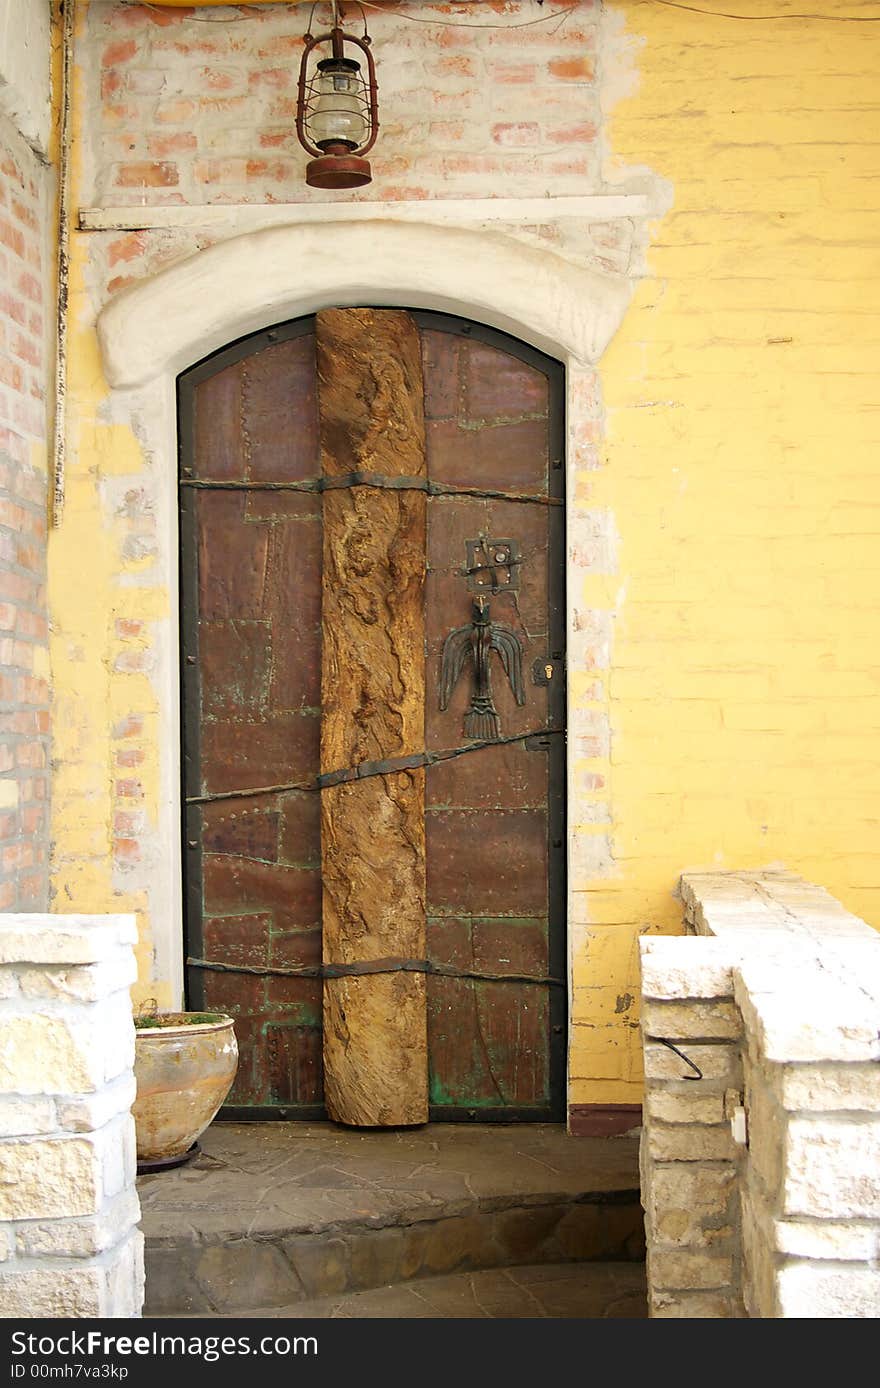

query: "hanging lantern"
xmin=296 ymin=11 xmax=379 ymax=190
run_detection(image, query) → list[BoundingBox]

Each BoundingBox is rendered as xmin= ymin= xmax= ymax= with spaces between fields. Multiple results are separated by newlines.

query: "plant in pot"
xmin=132 ymin=1001 xmax=238 ymax=1174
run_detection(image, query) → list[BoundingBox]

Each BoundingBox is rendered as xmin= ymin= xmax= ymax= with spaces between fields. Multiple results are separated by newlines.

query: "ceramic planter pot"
xmin=133 ymin=1012 xmax=238 ymax=1171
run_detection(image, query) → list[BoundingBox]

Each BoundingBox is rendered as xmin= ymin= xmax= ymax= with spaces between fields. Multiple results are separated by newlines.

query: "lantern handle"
xmin=354 ymin=2 xmax=371 ymax=41
xmin=304 ymin=1 xmax=320 ymax=43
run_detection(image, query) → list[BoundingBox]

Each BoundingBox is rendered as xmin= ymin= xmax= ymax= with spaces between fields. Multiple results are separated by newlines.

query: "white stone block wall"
xmin=641 ymin=870 xmax=880 ymax=1319
xmin=0 ymin=914 xmax=144 ymax=1318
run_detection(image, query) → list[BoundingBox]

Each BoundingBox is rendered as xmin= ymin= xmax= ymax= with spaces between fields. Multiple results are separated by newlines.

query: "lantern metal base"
xmin=306 ymin=153 xmax=372 ymax=190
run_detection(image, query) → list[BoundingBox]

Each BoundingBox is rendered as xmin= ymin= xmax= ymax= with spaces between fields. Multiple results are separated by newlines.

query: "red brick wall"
xmin=0 ymin=118 xmax=52 ymax=910
xmin=86 ymin=1 xmax=601 ymax=206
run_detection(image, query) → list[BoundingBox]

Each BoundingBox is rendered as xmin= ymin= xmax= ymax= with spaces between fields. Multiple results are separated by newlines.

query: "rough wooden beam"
xmin=317 ymin=307 xmax=428 ymax=1127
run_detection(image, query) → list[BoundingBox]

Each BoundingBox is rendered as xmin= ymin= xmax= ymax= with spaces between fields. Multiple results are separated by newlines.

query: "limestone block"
xmin=0 ymin=914 xmax=137 ymax=965
xmin=649 ymin=1162 xmax=737 ymax=1219
xmin=643 ymin=1040 xmax=741 ymax=1086
xmin=18 ymin=951 xmax=137 ymax=1003
xmin=0 ymin=1135 xmax=103 ymax=1220
xmin=761 ymin=878 xmax=874 ymax=940
xmin=0 ymin=1095 xmax=56 ymax=1137
xmin=649 ymin=1123 xmax=738 ymax=1163
xmin=743 ymin=1072 xmax=785 ymax=1203
xmin=783 ymin=1117 xmax=880 ymax=1219
xmin=97 ymin=992 xmax=137 ymax=1084
xmin=770 ymin=1217 xmax=880 ymax=1262
xmin=650 ymin=1247 xmax=733 ymax=1291
xmin=741 ymin=1194 xmax=779 ymax=1318
xmin=651 ymin=1289 xmax=738 ymax=1318
xmin=639 ymin=936 xmax=736 ymax=1000
xmin=642 ymin=999 xmax=742 ymax=1041
xmin=0 ymin=990 xmax=134 ymax=1097
xmin=645 ymin=1091 xmax=725 ymax=1125
xmin=694 ymin=912 xmax=780 ymax=940
xmin=653 ymin=1206 xmax=734 ymax=1250
xmin=16 ymin=1186 xmax=141 ymax=1259
xmin=776 ymin=1262 xmax=880 ymax=1319
xmin=0 ymin=1014 xmax=95 ymax=1094
xmin=100 ymin=1114 xmax=137 ymax=1201
xmin=0 ymin=1266 xmax=107 ymax=1317
xmin=0 ymin=1230 xmax=144 ymax=1317
xmin=57 ymin=1074 xmax=137 ymax=1134
xmin=0 ymin=970 xmax=18 ymax=1000
xmin=820 ymin=940 xmax=880 ymax=1006
xmin=775 ymin=1063 xmax=880 ymax=1114
xmin=106 ymin=1228 xmax=145 ymax=1319
xmin=736 ymin=964 xmax=880 ymax=1063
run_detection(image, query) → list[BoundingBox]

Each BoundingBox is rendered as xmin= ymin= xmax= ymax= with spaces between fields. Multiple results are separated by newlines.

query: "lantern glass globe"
xmin=311 ymin=58 xmax=368 ymax=151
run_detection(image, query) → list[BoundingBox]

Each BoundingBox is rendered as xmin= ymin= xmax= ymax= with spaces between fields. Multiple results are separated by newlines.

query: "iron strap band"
xmin=187 ymin=955 xmax=565 ymax=989
xmin=180 ymin=471 xmax=563 ymax=508
xmin=185 ymin=727 xmax=563 ymax=806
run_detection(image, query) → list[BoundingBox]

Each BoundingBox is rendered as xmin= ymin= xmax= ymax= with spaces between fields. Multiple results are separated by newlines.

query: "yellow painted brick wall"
xmin=573 ymin=0 xmax=880 ymax=1104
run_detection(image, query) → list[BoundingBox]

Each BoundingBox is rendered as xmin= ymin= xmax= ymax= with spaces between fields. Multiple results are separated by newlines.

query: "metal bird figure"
xmin=439 ymin=596 xmax=526 ymax=740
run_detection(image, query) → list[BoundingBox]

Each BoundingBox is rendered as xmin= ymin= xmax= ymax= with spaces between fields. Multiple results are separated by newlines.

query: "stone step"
xmin=140 ymin=1122 xmax=645 ymax=1317
xmin=154 ymin=1261 xmax=648 ymax=1320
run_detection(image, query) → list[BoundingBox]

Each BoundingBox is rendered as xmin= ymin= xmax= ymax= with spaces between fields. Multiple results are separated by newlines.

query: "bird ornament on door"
xmin=439 ymin=593 xmax=526 ymax=740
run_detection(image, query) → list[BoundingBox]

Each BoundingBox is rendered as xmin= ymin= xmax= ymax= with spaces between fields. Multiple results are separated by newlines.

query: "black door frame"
xmin=177 ymin=309 xmax=567 ymax=1122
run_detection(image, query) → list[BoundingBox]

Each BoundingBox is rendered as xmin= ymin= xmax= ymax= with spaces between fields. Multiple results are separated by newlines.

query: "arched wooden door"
xmin=179 ymin=310 xmax=566 ymax=1124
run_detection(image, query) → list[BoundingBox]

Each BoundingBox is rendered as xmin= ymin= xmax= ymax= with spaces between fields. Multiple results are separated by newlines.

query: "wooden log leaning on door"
xmin=317 ymin=308 xmax=428 ymax=1126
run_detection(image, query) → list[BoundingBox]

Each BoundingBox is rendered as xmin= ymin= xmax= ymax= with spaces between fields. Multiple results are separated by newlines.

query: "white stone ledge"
xmin=767 ymin=1215 xmax=880 ymax=1262
xmin=680 ymin=870 xmax=878 ymax=946
xmin=79 ymin=193 xmax=659 ymax=235
xmin=0 ymin=915 xmax=138 ymax=965
xmin=736 ymin=961 xmax=880 ymax=1065
xmin=640 ymin=937 xmax=737 ymax=1000
xmin=16 ymin=954 xmax=138 ymax=1002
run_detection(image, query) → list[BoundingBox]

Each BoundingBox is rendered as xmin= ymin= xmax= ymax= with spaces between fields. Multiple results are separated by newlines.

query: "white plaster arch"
xmin=98 ymin=220 xmax=631 ymax=388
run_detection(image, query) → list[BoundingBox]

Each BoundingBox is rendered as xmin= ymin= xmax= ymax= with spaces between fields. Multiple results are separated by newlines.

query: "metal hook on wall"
xmin=656 ymin=1037 xmax=703 ymax=1081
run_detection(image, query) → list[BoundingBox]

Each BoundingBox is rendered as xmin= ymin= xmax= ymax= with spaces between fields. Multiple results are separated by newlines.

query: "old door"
xmin=179 ymin=309 xmax=566 ymax=1123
